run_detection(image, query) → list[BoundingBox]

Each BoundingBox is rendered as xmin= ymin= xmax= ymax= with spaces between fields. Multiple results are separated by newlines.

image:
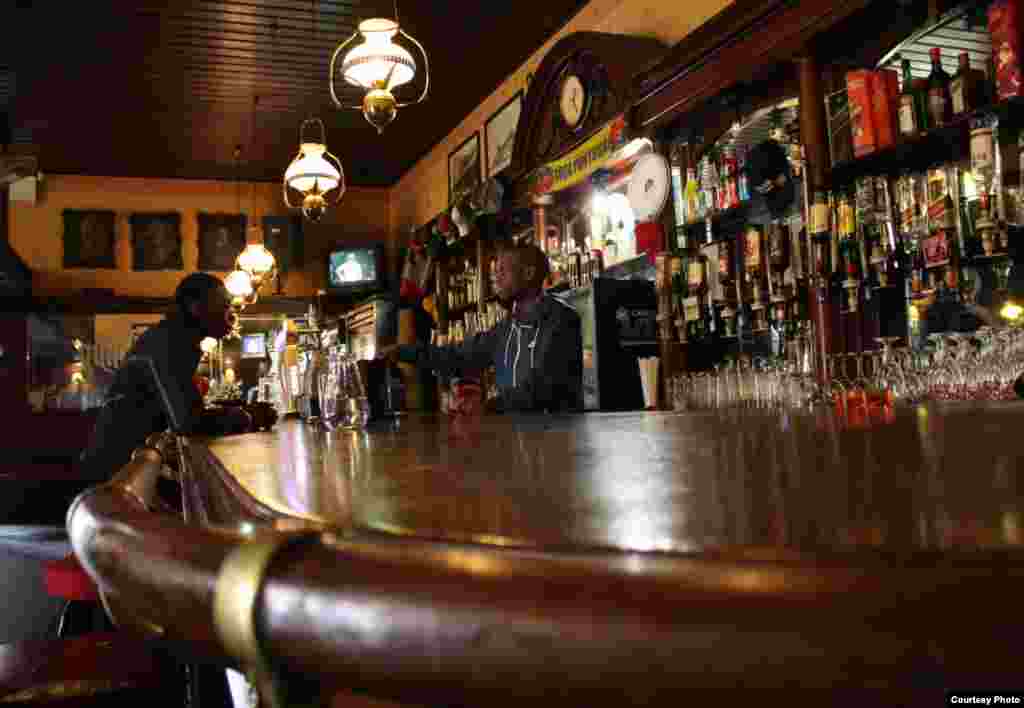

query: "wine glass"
xmin=828 ymin=354 xmax=849 ymax=424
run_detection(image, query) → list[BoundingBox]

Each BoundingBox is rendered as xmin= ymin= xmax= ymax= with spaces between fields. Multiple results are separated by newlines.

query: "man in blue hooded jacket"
xmin=383 ymin=242 xmax=583 ymax=413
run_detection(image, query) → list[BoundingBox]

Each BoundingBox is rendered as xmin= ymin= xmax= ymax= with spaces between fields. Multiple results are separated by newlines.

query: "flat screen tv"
xmin=326 ymin=245 xmax=383 ymax=294
xmin=241 ymin=333 xmax=267 ymax=359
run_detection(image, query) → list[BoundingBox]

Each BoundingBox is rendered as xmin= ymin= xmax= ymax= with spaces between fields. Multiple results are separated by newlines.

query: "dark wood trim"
xmin=0 ymin=295 xmax=312 ymax=316
xmin=509 ymin=32 xmax=666 ymax=181
xmin=631 ymin=0 xmax=875 ymax=131
xmin=633 ymin=0 xmax=792 ymax=101
xmin=0 ymin=184 xmax=7 ymax=245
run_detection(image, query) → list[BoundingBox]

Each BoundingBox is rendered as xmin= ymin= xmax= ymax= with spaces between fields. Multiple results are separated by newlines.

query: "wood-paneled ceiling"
xmin=0 ymin=0 xmax=591 ymax=187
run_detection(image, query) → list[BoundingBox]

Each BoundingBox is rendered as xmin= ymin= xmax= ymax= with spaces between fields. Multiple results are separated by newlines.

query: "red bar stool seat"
xmin=43 ymin=555 xmax=100 ymax=603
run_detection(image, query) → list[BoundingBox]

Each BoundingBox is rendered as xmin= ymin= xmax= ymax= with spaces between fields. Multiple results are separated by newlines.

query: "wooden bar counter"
xmin=68 ymin=406 xmax=1024 ymax=704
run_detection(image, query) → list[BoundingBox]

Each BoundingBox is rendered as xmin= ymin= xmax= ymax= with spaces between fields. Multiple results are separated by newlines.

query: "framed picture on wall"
xmin=129 ymin=213 xmax=183 ymax=271
xmin=484 ymin=91 xmax=522 ymax=178
xmin=262 ymin=215 xmax=303 ymax=273
xmin=62 ymin=210 xmax=117 ymax=269
xmin=197 ymin=213 xmax=246 ymax=272
xmin=448 ymin=132 xmax=481 ymax=205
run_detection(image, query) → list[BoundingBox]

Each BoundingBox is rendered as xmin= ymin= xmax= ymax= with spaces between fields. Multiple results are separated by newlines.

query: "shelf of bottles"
xmin=537 ymin=210 xmax=606 ymax=293
xmin=666 ymin=99 xmax=813 ymax=372
xmin=823 ymin=5 xmax=1024 ymax=356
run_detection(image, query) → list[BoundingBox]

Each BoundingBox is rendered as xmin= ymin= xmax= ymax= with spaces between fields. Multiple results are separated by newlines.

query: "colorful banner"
xmin=531 ymin=115 xmax=627 ymax=196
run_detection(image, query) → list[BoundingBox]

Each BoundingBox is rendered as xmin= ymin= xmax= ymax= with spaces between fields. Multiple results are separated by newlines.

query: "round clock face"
xmin=559 ymin=75 xmax=587 ymax=130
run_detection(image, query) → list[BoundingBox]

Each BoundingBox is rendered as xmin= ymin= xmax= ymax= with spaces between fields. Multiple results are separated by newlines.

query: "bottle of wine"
xmin=950 ymin=51 xmax=985 ymax=117
xmin=899 ymin=57 xmax=922 ymax=137
xmin=927 ymin=47 xmax=952 ymax=129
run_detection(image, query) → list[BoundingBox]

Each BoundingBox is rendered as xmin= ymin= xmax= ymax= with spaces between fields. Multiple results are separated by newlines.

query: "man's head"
xmin=494 ymin=243 xmax=549 ymax=305
xmin=175 ymin=273 xmax=233 ymax=339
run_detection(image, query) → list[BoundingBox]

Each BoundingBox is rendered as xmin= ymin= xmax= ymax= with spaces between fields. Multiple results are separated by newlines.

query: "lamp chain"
xmin=235 ymin=145 xmax=242 ymax=215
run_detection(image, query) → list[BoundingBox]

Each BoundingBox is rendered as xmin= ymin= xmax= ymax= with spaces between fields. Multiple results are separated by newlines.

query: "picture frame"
xmin=484 ymin=91 xmax=522 ymax=178
xmin=129 ymin=212 xmax=183 ymax=271
xmin=197 ymin=213 xmax=246 ymax=272
xmin=448 ymin=132 xmax=481 ymax=205
xmin=262 ymin=215 xmax=303 ymax=273
xmin=62 ymin=209 xmax=117 ymax=269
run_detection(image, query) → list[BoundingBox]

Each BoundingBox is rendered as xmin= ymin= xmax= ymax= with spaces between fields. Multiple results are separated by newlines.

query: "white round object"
xmin=627 ymin=153 xmax=671 ymax=223
xmin=559 ymin=75 xmax=587 ymax=129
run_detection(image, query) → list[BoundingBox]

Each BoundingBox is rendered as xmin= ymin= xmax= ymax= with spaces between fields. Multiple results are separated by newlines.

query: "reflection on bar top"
xmin=202 ymin=404 xmax=1024 ymax=556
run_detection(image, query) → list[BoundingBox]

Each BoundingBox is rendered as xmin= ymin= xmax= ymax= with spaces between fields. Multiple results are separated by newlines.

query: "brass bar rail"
xmin=67 ymin=437 xmax=1024 ymax=705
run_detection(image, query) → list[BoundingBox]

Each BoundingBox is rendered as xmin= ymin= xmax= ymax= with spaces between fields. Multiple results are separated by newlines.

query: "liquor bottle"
xmin=718 ymin=239 xmax=735 ymax=298
xmin=767 ymin=222 xmax=789 ymax=299
xmin=670 ymin=145 xmax=688 ymax=229
xmin=886 ymin=232 xmax=905 ymax=290
xmin=911 ymin=241 xmax=926 ymax=294
xmin=744 ymin=226 xmax=768 ymax=329
xmin=685 ymin=252 xmax=708 ymax=342
xmin=950 ymin=51 xmax=986 ymax=117
xmin=971 ymin=114 xmax=998 ymax=244
xmin=927 ymin=47 xmax=952 ymax=129
xmin=737 ymin=147 xmax=751 ymax=202
xmin=810 ymin=190 xmax=831 ymax=284
xmin=729 ymin=148 xmax=741 ymax=209
xmin=898 ymin=57 xmax=923 ymax=138
xmin=719 ymin=150 xmax=731 ymax=211
xmin=702 ymin=155 xmax=720 ymax=217
xmin=671 ymin=255 xmax=686 ymax=341
xmin=685 ymin=164 xmax=702 ymax=224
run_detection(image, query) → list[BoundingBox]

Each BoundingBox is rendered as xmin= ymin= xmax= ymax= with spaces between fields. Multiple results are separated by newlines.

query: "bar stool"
xmin=43 ymin=553 xmax=111 ymax=637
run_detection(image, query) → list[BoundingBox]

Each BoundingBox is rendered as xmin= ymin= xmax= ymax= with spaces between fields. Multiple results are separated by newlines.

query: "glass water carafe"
xmin=300 ymin=350 xmax=322 ymax=422
xmin=339 ymin=355 xmax=369 ymax=429
xmin=321 ymin=352 xmax=370 ymax=429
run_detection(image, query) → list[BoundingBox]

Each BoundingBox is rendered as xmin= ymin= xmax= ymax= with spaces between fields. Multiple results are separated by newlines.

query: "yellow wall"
xmin=93 ymin=313 xmax=164 ymax=353
xmin=9 ymin=175 xmax=390 ymax=298
xmin=388 ymin=0 xmax=734 ymax=235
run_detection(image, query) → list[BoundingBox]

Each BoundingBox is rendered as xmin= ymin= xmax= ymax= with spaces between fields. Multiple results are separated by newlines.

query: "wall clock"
xmin=559 ymin=74 xmax=588 ymax=130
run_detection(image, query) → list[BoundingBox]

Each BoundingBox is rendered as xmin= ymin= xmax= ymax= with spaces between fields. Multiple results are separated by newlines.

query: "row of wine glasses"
xmin=671 ymin=326 xmax=1024 ymax=426
xmin=319 ymin=349 xmax=370 ymax=430
xmin=670 ymin=356 xmax=817 ymax=412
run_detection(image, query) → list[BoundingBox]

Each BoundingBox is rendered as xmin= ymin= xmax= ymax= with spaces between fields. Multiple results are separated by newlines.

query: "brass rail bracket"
xmin=213 ymin=533 xmax=321 ymax=708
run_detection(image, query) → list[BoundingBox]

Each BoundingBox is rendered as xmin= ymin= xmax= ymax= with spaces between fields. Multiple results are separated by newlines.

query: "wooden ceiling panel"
xmin=3 ymin=0 xmax=594 ymax=187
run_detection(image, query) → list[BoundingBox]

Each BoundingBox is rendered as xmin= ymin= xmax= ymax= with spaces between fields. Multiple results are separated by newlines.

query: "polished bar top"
xmin=203 ymin=404 xmax=1024 ymax=556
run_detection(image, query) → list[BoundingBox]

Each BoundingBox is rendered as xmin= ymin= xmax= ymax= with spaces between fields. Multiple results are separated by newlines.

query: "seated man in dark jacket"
xmin=79 ymin=273 xmax=244 ymax=480
xmin=384 ymin=243 xmax=583 ymax=413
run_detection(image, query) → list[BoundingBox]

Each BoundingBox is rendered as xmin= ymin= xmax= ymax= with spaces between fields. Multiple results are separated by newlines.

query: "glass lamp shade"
xmin=200 ymin=337 xmax=219 ymax=353
xmin=237 ymin=243 xmax=276 ymax=279
xmin=225 ymin=269 xmax=254 ymax=299
xmin=284 ymin=143 xmax=342 ymax=194
xmin=342 ymin=19 xmax=416 ymax=90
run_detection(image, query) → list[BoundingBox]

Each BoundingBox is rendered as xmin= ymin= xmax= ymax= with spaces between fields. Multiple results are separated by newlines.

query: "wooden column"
xmin=797 ymin=53 xmax=835 ymax=377
xmin=533 ymin=195 xmax=553 ymax=252
xmin=797 ymin=55 xmax=829 ymax=196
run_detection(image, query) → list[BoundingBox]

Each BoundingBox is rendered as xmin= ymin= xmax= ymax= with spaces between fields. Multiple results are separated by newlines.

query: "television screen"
xmin=241 ymin=333 xmax=266 ymax=359
xmin=328 ymin=248 xmax=378 ymax=289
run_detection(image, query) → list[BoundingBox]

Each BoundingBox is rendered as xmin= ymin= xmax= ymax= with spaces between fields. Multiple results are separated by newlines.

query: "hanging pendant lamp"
xmin=283 ymin=118 xmax=345 ymax=223
xmin=329 ymin=1 xmax=430 ymax=134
